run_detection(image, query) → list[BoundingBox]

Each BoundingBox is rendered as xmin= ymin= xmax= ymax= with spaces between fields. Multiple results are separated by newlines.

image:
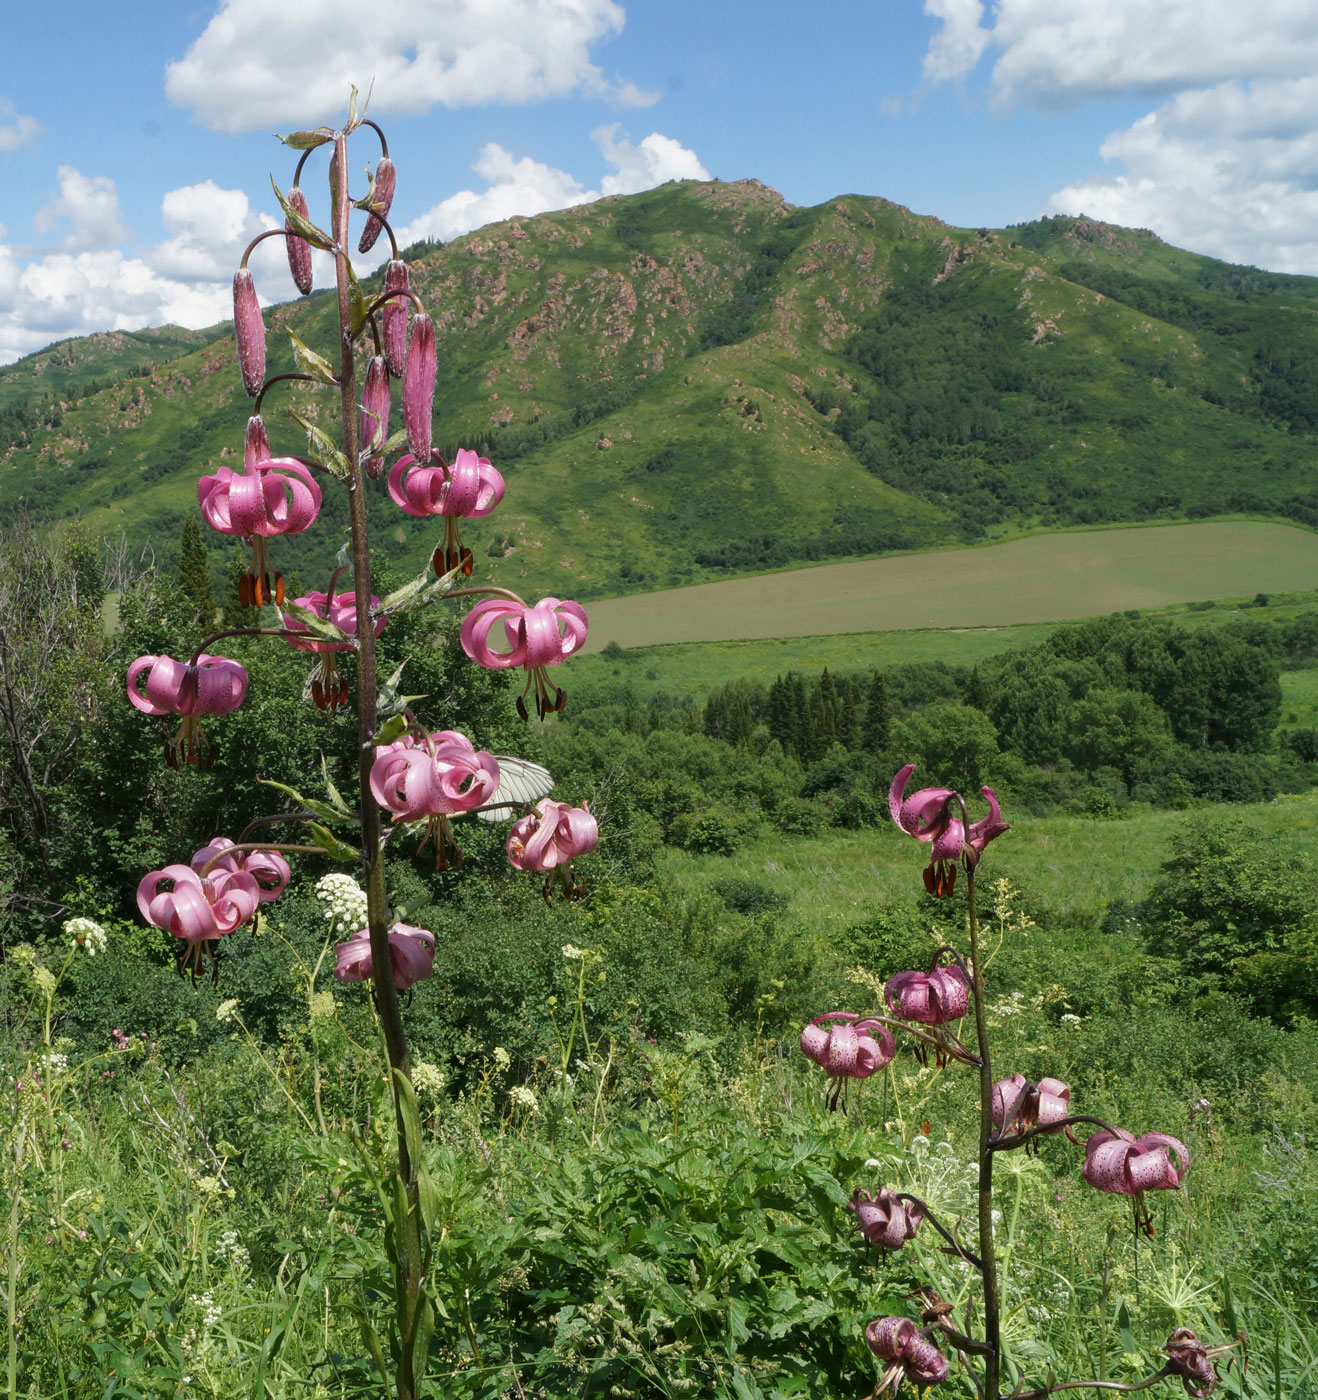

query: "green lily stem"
xmin=331 ymin=127 xmax=423 ymax=1400
xmin=967 ymin=860 xmax=1003 ymax=1400
xmin=1013 ymin=1365 xmax=1175 ymax=1397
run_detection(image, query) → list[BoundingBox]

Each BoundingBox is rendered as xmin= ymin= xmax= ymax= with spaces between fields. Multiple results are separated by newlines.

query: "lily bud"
xmin=233 ymin=269 xmax=266 ymax=398
xmin=360 ymin=355 xmax=391 ymax=479
xmin=358 ymin=156 xmax=396 ymax=254
xmin=403 ymin=314 xmax=436 ymax=461
xmin=285 ymin=188 xmax=314 ymax=295
xmin=381 ymin=260 xmax=410 ymax=378
xmin=244 ymin=414 xmax=272 ymax=470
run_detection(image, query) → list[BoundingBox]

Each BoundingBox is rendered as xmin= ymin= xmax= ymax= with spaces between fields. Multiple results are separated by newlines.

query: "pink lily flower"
xmin=190 ymin=837 xmax=291 ymax=904
xmin=380 ymin=260 xmax=410 ymax=378
xmin=865 ymin=1317 xmax=948 ymax=1392
xmin=127 ymin=653 xmax=248 ymax=766
xmin=1082 ymin=1127 xmax=1190 ymax=1235
xmin=370 ymin=731 xmax=500 ymax=868
xmin=198 ymin=415 xmax=322 ymax=607
xmin=889 ymin=763 xmax=1009 ymax=895
xmin=137 ymin=863 xmax=260 ymax=979
xmin=281 ymin=571 xmax=385 ymax=710
xmin=991 ymin=1074 xmax=1074 ymax=1142
xmin=848 ymin=1187 xmax=925 ymax=1251
xmin=402 ymin=313 xmax=436 ymax=461
xmin=1164 ymin=1328 xmax=1221 ymax=1398
xmin=800 ymin=1012 xmax=895 ymax=1109
xmin=334 ymin=923 xmax=434 ymax=992
xmin=884 ymin=962 xmax=970 ymax=1025
xmin=388 ymin=448 xmax=506 ymax=578
xmin=507 ymin=799 xmax=598 ymax=901
xmin=460 ymin=596 xmax=589 ymax=720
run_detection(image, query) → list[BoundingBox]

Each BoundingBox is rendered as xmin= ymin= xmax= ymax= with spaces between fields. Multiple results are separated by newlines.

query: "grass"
xmin=579 ymin=521 xmax=1318 ymax=652
xmin=657 ymin=790 xmax=1318 ymax=938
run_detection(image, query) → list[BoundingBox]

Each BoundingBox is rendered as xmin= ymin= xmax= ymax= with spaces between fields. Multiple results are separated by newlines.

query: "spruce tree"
xmin=863 ymin=671 xmax=891 ymax=754
xmin=964 ymin=663 xmax=989 ymax=711
xmin=176 ymin=513 xmax=216 ymax=627
xmin=816 ymin=668 xmax=839 ymax=751
xmin=839 ymin=677 xmax=860 ymax=750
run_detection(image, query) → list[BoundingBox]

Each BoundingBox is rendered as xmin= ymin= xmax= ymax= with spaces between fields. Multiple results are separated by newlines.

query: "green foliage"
xmin=175 ymin=511 xmax=216 ymax=630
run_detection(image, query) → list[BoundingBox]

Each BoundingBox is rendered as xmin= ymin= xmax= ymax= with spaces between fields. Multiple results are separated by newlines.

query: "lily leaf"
xmin=269 ymin=176 xmax=333 ymax=250
xmin=282 ymin=600 xmax=353 ymax=646
xmin=286 ymin=409 xmax=352 ymax=481
xmin=275 ymin=129 xmax=333 ymax=151
xmin=308 ymin=822 xmax=360 ymax=862
xmin=256 ymin=777 xmax=357 ymax=827
xmin=377 ymin=554 xmax=466 ymax=617
xmin=287 ymin=330 xmax=340 ymax=386
xmin=373 ymin=714 xmax=410 ymax=747
xmin=320 ymin=753 xmax=351 ymax=816
xmin=346 ymin=263 xmax=369 ymax=338
xmin=382 ymin=425 xmax=412 ymax=455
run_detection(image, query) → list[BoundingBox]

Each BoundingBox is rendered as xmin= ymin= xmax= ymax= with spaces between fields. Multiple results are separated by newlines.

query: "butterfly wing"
xmin=478 ymin=755 xmax=554 ymax=822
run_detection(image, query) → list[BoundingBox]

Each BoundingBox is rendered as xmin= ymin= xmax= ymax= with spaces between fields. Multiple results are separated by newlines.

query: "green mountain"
xmin=2 ymin=182 xmax=1316 ymax=598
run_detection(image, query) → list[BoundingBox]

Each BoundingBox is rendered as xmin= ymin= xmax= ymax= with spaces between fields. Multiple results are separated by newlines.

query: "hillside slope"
xmin=2 ymin=183 xmax=1316 ymax=598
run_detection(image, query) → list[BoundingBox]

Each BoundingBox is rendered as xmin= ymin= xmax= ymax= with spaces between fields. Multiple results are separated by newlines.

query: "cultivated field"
xmin=581 ymin=520 xmax=1318 ymax=650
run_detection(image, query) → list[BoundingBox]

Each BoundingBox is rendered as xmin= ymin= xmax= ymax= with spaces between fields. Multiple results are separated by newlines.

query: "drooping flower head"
xmin=380 ymin=260 xmax=410 ymax=378
xmin=127 ymin=653 xmax=248 ymax=766
xmin=357 ymin=156 xmax=396 ymax=254
xmin=461 ymin=595 xmax=588 ymax=720
xmin=233 ymin=269 xmax=265 ymax=397
xmin=334 ymin=922 xmax=434 ymax=992
xmin=284 ymin=188 xmax=314 ymax=296
xmin=848 ymin=1187 xmax=925 ymax=1252
xmin=137 ymin=863 xmax=260 ymax=979
xmin=370 ymin=731 xmax=500 ymax=868
xmin=281 ymin=570 xmax=386 ymax=710
xmin=889 ymin=763 xmax=1009 ymax=896
xmin=1164 ymin=1329 xmax=1220 ymax=1398
xmin=507 ymin=799 xmax=598 ymax=901
xmin=864 ymin=1317 xmax=948 ymax=1393
xmin=884 ymin=960 xmax=970 ymax=1025
xmin=800 ymin=1012 xmax=896 ymax=1110
xmin=388 ymin=447 xmax=505 ymax=577
xmin=198 ymin=415 xmax=323 ymax=607
xmin=1082 ymin=1127 xmax=1190 ymax=1235
xmin=359 ymin=355 xmax=391 ymax=479
xmin=402 ymin=313 xmax=436 ymax=461
xmin=190 ymin=836 xmax=291 ymax=904
xmin=991 ymin=1073 xmax=1074 ymax=1143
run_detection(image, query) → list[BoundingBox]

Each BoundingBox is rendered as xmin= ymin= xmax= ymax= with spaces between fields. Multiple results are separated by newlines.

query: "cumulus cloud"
xmin=165 ymin=0 xmax=657 ymax=133
xmin=1048 ymin=78 xmax=1318 ymax=273
xmin=394 ymin=126 xmax=708 ymax=245
xmin=921 ymin=0 xmax=990 ymax=85
xmin=33 ymin=167 xmax=131 ymax=252
xmin=0 ymin=99 xmax=40 ymax=152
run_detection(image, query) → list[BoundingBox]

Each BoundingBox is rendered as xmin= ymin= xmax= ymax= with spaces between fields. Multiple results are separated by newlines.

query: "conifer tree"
xmin=863 ymin=670 xmax=891 ymax=754
xmin=816 ymin=668 xmax=839 ymax=751
xmin=176 ymin=513 xmax=216 ymax=626
xmin=964 ymin=663 xmax=989 ymax=711
xmin=839 ymin=676 xmax=860 ymax=750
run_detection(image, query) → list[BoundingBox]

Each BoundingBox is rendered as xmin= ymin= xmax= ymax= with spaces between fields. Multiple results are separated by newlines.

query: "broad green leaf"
xmin=382 ymin=425 xmax=411 ymax=455
xmin=308 ymin=822 xmax=360 ymax=861
xmin=393 ymin=1069 xmax=425 ymax=1176
xmin=282 ymin=600 xmax=352 ymax=646
xmin=378 ymin=553 xmax=465 ymax=617
xmin=1117 ymin=1301 xmax=1136 ymax=1357
xmin=275 ymin=129 xmax=333 ymax=151
xmin=320 ymin=753 xmax=351 ymax=815
xmin=269 ymin=176 xmax=333 ymax=249
xmin=285 ymin=409 xmax=352 ymax=481
xmin=256 ymin=776 xmax=355 ymax=826
xmin=286 ymin=330 xmax=339 ymax=386
xmin=411 ymin=1295 xmax=434 ymax=1397
xmin=374 ymin=714 xmax=409 ymax=747
xmin=350 ymin=1303 xmax=389 ymax=1385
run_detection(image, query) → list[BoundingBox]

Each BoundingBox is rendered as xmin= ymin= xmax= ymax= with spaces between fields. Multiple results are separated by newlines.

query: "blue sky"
xmin=3 ymin=0 xmax=1318 ymax=364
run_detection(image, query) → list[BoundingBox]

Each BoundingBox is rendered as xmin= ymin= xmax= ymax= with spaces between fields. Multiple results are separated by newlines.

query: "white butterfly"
xmin=476 ymin=755 xmax=555 ymax=822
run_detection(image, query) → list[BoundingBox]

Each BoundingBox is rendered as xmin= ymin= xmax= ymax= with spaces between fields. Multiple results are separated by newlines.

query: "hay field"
xmin=581 ymin=521 xmax=1318 ymax=651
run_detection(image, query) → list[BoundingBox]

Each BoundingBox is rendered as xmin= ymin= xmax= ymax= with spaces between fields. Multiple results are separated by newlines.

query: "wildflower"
xmin=334 ymin=923 xmax=435 ymax=992
xmin=64 ymin=917 xmax=107 ymax=955
xmin=1082 ymin=1128 xmax=1189 ymax=1235
xmin=359 ymin=355 xmax=391 ymax=478
xmin=232 ymin=269 xmax=265 ymax=397
xmin=1164 ymin=1328 xmax=1223 ymax=1397
xmin=314 ymin=873 xmax=368 ymax=933
xmin=357 ymin=156 xmax=396 ymax=254
xmin=991 ymin=1073 xmax=1074 ymax=1142
xmin=864 ymin=1316 xmax=948 ymax=1391
xmin=888 ymin=763 xmax=1009 ymax=896
xmin=137 ymin=864 xmax=260 ymax=979
xmin=848 ymin=1187 xmax=925 ymax=1251
xmin=190 ymin=837 xmax=290 ymax=904
xmin=387 ymin=447 xmax=505 ymax=577
xmin=127 ymin=653 xmax=248 ymax=767
xmin=198 ymin=415 xmax=323 ymax=607
xmin=884 ymin=960 xmax=970 ymax=1025
xmin=284 ymin=188 xmax=313 ymax=295
xmin=281 ymin=570 xmax=385 ymax=709
xmin=507 ymin=800 xmax=598 ymax=901
xmin=509 ymin=1084 xmax=539 ymax=1113
xmin=411 ymin=1061 xmax=446 ymax=1098
xmin=800 ymin=1012 xmax=896 ymax=1110
xmin=380 ymin=260 xmax=410 ymax=377
xmin=370 ymin=731 xmax=500 ymax=868
xmin=460 ymin=595 xmax=589 ymax=720
xmin=402 ymin=313 xmax=436 ymax=460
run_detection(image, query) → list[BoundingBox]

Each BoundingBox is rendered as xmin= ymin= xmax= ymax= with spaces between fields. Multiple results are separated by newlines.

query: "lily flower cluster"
xmin=888 ymin=763 xmax=1008 ymax=896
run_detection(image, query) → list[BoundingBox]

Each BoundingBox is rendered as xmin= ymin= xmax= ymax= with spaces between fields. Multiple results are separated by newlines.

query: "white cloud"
xmin=165 ymin=0 xmax=658 ymax=134
xmin=394 ymin=127 xmax=708 ymax=245
xmin=150 ymin=179 xmax=274 ymax=282
xmin=32 ymin=167 xmax=130 ymax=252
xmin=0 ymin=99 xmax=40 ymax=152
xmin=921 ymin=0 xmax=989 ymax=85
xmin=1048 ymin=78 xmax=1318 ymax=273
